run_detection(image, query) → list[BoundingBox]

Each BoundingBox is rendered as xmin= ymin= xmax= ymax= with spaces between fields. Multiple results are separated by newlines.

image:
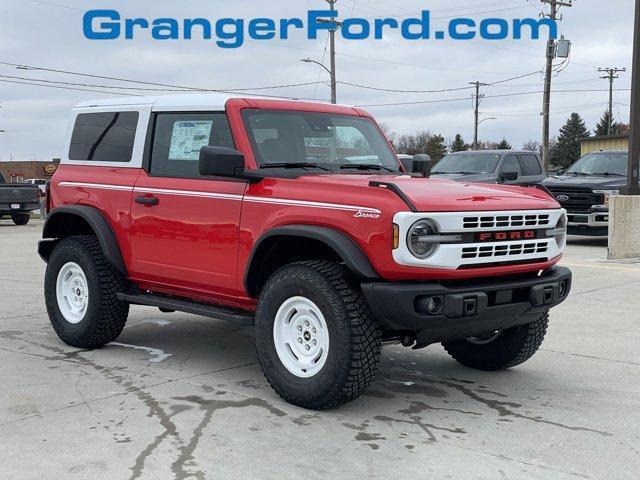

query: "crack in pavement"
xmin=540 ymin=348 xmax=640 ymax=367
xmin=169 ymin=395 xmax=287 ymax=480
xmin=393 ymin=370 xmax=613 ymax=437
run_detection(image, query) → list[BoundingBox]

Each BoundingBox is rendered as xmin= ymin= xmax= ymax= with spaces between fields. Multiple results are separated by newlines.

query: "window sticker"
xmin=169 ymin=120 xmax=212 ymax=161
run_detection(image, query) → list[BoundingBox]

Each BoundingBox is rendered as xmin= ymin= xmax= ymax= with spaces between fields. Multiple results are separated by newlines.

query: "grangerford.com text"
xmin=83 ymin=9 xmax=558 ymax=48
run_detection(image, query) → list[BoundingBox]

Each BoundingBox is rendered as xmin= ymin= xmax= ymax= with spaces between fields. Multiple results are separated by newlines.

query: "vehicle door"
xmin=518 ymin=153 xmax=546 ymax=184
xmin=498 ymin=154 xmax=524 ymax=183
xmin=130 ymin=111 xmax=247 ymax=296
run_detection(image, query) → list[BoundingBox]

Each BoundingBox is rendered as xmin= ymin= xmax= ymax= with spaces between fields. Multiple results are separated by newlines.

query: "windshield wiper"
xmin=340 ymin=163 xmax=396 ymax=172
xmin=260 ymin=162 xmax=331 ymax=171
xmin=592 ymin=172 xmax=626 ymax=177
xmin=437 ymin=171 xmax=475 ymax=175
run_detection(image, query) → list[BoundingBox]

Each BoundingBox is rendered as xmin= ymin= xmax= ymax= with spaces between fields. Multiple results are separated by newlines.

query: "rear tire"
xmin=255 ymin=261 xmax=382 ymax=410
xmin=11 ymin=213 xmax=30 ymax=225
xmin=442 ymin=312 xmax=549 ymax=371
xmin=44 ymin=235 xmax=129 ymax=348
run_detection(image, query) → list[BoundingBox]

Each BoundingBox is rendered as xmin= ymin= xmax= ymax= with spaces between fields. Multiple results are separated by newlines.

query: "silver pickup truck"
xmin=0 ymin=172 xmax=40 ymax=225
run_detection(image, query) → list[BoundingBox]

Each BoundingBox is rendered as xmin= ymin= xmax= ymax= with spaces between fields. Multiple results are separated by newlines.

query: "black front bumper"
xmin=361 ymin=267 xmax=572 ymax=345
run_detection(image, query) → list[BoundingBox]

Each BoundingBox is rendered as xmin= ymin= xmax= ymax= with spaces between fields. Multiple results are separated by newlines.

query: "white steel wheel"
xmin=273 ymin=296 xmax=330 ymax=378
xmin=56 ymin=262 xmax=89 ymax=324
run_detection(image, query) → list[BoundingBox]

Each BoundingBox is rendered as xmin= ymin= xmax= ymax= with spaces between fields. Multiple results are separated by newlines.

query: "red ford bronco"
xmin=40 ymin=95 xmax=571 ymax=409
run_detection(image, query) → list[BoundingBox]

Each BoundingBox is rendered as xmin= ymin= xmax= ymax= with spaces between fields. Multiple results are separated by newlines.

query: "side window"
xmin=69 ymin=112 xmax=139 ymax=162
xmin=520 ymin=154 xmax=543 ymax=175
xmin=150 ymin=113 xmax=234 ymax=178
xmin=501 ymin=155 xmax=523 ymax=175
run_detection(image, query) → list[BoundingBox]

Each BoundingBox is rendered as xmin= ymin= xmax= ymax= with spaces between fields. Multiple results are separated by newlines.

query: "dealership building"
xmin=579 ymin=134 xmax=629 ymax=156
xmin=0 ymin=160 xmax=60 ymax=183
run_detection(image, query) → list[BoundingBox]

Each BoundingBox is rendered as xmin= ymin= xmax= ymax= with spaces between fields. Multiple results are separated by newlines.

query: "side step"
xmin=117 ymin=293 xmax=254 ymax=326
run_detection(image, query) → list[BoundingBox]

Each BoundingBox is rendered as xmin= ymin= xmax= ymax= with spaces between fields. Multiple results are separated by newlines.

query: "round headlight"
xmin=555 ymin=213 xmax=567 ymax=249
xmin=407 ymin=219 xmax=439 ymax=259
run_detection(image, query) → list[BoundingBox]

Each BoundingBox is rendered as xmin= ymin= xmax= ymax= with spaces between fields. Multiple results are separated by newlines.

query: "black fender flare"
xmin=39 ymin=205 xmax=127 ymax=275
xmin=244 ymin=225 xmax=379 ymax=297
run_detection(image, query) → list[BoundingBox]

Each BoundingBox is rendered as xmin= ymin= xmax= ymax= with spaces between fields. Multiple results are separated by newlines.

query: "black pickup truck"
xmin=0 ymin=172 xmax=40 ymax=225
xmin=542 ymin=150 xmax=627 ymax=236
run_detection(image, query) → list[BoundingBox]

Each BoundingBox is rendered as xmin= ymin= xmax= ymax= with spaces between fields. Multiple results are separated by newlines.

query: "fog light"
xmin=559 ymin=280 xmax=567 ymax=298
xmin=416 ymin=296 xmax=443 ymax=315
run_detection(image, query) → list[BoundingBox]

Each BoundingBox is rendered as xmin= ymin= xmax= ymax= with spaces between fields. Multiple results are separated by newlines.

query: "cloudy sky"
xmin=0 ymin=0 xmax=634 ymax=161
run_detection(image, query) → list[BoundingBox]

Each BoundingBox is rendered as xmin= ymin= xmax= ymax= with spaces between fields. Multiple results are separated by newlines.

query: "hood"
xmin=431 ymin=172 xmax=498 ymax=183
xmin=542 ymin=174 xmax=626 ymax=190
xmin=282 ymin=173 xmax=559 ymax=212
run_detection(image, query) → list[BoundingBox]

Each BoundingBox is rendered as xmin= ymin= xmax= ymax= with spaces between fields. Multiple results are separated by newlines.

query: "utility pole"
xmin=470 ymin=81 xmax=488 ymax=150
xmin=598 ymin=67 xmax=626 ymax=135
xmin=327 ymin=0 xmax=337 ymax=104
xmin=622 ymin=0 xmax=640 ymax=194
xmin=309 ymin=0 xmax=340 ymax=104
xmin=541 ymin=0 xmax=573 ymax=169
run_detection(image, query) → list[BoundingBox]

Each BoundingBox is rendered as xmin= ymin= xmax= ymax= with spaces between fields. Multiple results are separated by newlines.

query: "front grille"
xmin=463 ymin=213 xmax=551 ymax=229
xmin=546 ymin=187 xmax=603 ymax=213
xmin=461 ymin=241 xmax=549 ymax=259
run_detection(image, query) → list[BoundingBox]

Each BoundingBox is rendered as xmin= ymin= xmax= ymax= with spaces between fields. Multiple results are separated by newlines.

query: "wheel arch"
xmin=39 ymin=205 xmax=127 ymax=275
xmin=244 ymin=225 xmax=379 ymax=298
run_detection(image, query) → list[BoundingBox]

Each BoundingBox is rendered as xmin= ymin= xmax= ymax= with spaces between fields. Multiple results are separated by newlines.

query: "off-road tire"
xmin=11 ymin=213 xmax=30 ymax=225
xmin=44 ymin=235 xmax=129 ymax=348
xmin=442 ymin=312 xmax=549 ymax=371
xmin=255 ymin=261 xmax=382 ymax=410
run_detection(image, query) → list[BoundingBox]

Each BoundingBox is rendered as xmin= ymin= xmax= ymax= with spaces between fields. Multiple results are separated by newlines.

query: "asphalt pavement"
xmin=1 ymin=219 xmax=638 ymax=480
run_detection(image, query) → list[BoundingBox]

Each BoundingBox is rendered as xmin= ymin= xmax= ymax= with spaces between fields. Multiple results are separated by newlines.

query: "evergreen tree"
xmin=594 ymin=110 xmax=619 ymax=136
xmin=497 ymin=138 xmax=512 ymax=149
xmin=425 ymin=134 xmax=448 ymax=162
xmin=551 ymin=113 xmax=590 ymax=169
xmin=450 ymin=134 xmax=468 ymax=152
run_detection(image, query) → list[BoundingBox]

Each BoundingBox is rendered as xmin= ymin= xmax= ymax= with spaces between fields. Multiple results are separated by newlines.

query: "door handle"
xmin=135 ymin=196 xmax=159 ymax=206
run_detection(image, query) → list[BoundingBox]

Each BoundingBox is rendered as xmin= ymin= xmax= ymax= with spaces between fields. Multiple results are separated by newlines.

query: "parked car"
xmin=25 ymin=178 xmax=48 ymax=194
xmin=0 ymin=171 xmax=40 ymax=225
xmin=543 ymin=150 xmax=627 ymax=236
xmin=39 ymin=94 xmax=571 ymax=409
xmin=432 ymin=150 xmax=547 ymax=185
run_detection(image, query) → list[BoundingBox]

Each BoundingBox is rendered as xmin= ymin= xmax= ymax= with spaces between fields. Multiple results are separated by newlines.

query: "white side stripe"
xmin=59 ymin=182 xmax=380 ymax=214
xmin=58 ymin=181 xmax=133 ymax=192
xmin=133 ymin=187 xmax=243 ymax=201
xmin=243 ymin=196 xmax=381 ymax=214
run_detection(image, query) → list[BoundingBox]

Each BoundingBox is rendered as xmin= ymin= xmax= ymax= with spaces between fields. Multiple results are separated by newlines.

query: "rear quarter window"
xmin=521 ymin=154 xmax=543 ymax=175
xmin=69 ymin=112 xmax=139 ymax=162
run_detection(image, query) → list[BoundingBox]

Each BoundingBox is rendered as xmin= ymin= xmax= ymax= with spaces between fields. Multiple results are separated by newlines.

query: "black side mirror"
xmin=412 ymin=154 xmax=432 ymax=178
xmin=499 ymin=170 xmax=519 ymax=183
xmin=199 ymin=146 xmax=245 ymax=178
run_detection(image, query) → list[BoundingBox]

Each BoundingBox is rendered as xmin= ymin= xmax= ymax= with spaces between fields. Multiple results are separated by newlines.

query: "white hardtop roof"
xmin=73 ymin=93 xmax=329 ymax=111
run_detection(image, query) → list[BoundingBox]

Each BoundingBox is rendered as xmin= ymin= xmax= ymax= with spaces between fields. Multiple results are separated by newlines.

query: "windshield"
xmin=242 ymin=110 xmax=400 ymax=172
xmin=566 ymin=152 xmax=628 ymax=176
xmin=432 ymin=153 xmax=501 ymax=174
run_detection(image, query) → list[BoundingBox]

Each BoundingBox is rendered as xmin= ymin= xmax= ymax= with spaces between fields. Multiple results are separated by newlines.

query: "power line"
xmin=0 ymin=73 xmax=323 ymax=93
xmin=0 ymin=78 xmax=140 ymax=96
xmin=0 ymin=78 xmax=331 ymax=102
xmin=356 ymin=88 xmax=630 ymax=107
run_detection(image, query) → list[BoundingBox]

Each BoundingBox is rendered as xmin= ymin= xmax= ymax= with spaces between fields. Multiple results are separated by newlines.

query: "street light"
xmin=301 ymin=58 xmax=336 ymax=104
xmin=472 ymin=117 xmax=497 ymax=149
xmin=478 ymin=117 xmax=497 ymax=125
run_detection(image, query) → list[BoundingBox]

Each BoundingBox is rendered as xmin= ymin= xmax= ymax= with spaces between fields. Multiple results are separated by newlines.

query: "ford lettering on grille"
xmin=477 ymin=230 xmax=537 ymax=242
